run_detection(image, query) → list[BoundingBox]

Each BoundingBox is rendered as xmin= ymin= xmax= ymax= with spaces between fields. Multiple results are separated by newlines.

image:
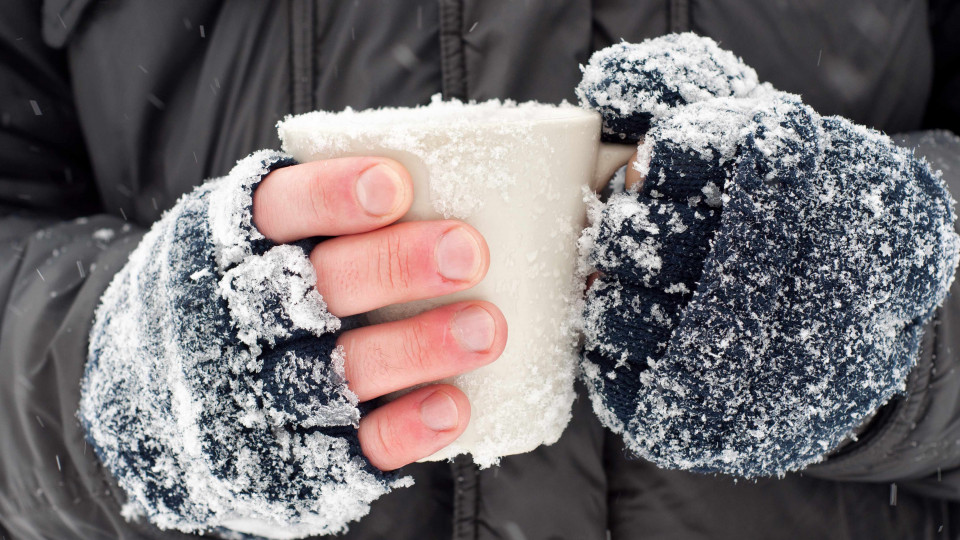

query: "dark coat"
xmin=2 ymin=1 xmax=960 ymax=538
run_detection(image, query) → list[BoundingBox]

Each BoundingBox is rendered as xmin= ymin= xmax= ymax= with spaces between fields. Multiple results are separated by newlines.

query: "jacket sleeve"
xmin=0 ymin=5 xmax=405 ymax=539
xmin=0 ymin=4 xmax=155 ymax=539
xmin=804 ymin=130 xmax=960 ymax=500
xmin=923 ymin=0 xmax=960 ymax=133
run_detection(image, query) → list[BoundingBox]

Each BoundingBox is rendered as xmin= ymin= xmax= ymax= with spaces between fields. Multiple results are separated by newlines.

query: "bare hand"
xmin=252 ymin=157 xmax=507 ymax=471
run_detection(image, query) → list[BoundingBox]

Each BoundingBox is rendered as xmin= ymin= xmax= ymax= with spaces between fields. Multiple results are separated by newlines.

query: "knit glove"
xmin=576 ymin=33 xmax=960 ymax=477
xmin=79 ymin=151 xmax=408 ymax=538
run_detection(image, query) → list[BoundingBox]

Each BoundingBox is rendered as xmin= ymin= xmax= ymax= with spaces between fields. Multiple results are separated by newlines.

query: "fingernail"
xmin=356 ymin=164 xmax=403 ymax=216
xmin=420 ymin=390 xmax=459 ymax=432
xmin=435 ymin=228 xmax=482 ymax=281
xmin=452 ymin=305 xmax=496 ymax=352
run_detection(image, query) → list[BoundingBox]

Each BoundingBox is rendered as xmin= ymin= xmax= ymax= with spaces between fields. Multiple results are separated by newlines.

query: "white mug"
xmin=278 ymin=97 xmax=633 ymax=467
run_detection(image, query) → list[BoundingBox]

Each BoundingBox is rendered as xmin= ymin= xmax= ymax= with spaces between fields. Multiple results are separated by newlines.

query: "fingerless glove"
xmin=577 ymin=33 xmax=960 ymax=477
xmin=79 ymin=151 xmax=408 ymax=539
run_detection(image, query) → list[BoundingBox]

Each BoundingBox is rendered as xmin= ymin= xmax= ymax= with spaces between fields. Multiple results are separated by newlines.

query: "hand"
xmin=578 ymin=33 xmax=960 ymax=477
xmin=585 ymin=148 xmax=642 ymax=291
xmin=252 ymin=157 xmax=507 ymax=471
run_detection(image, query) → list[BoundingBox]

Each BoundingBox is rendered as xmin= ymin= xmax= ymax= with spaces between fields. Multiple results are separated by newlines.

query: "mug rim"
xmin=278 ymin=99 xmax=599 ymax=137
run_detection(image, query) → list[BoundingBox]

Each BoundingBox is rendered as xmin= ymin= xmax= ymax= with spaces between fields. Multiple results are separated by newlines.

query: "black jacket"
xmin=2 ymin=1 xmax=960 ymax=539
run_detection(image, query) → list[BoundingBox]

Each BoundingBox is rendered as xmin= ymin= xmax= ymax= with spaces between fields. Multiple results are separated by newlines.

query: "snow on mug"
xmin=278 ymin=96 xmax=634 ymax=467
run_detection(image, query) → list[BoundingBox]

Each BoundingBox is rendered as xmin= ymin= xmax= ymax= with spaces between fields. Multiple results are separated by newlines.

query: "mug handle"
xmin=590 ymin=142 xmax=638 ymax=192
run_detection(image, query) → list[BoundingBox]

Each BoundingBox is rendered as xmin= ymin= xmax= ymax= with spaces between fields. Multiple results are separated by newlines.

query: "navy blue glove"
xmin=80 ymin=151 xmax=408 ymax=538
xmin=576 ymin=33 xmax=960 ymax=477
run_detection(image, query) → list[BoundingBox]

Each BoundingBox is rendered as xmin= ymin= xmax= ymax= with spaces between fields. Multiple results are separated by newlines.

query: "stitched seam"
xmin=669 ymin=0 xmax=691 ymax=33
xmin=290 ymin=0 xmax=314 ymax=114
xmin=438 ymin=0 xmax=467 ymax=100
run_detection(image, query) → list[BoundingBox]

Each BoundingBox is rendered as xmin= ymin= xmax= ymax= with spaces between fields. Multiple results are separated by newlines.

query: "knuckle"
xmin=372 ymin=416 xmax=404 ymax=469
xmin=309 ymin=244 xmax=334 ymax=296
xmin=375 ymin=231 xmax=415 ymax=292
xmin=401 ymin=321 xmax=433 ymax=373
xmin=306 ymin=169 xmax=335 ymax=227
xmin=364 ymin=344 xmax=393 ymax=381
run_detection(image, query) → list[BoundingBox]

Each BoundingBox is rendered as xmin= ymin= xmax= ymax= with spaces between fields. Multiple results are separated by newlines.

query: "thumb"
xmin=624 ymin=151 xmax=644 ymax=191
xmin=594 ymin=150 xmax=644 ymax=192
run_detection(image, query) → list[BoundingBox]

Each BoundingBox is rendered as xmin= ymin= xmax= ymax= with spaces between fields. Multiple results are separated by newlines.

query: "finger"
xmin=625 ymin=150 xmax=644 ymax=191
xmin=252 ymin=157 xmax=413 ymax=243
xmin=312 ymin=221 xmax=489 ymax=317
xmin=358 ymin=384 xmax=469 ymax=471
xmin=338 ymin=301 xmax=507 ymax=401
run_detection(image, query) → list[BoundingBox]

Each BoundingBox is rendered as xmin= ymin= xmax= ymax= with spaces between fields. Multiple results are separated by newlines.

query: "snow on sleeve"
xmin=80 ymin=151 xmax=408 ymax=539
xmin=92 ymin=228 xmax=116 ymax=242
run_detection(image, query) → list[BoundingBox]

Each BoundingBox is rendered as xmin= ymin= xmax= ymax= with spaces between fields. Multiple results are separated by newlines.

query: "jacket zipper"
xmin=452 ymin=454 xmax=479 ymax=540
xmin=290 ymin=0 xmax=315 ymax=114
xmin=438 ymin=0 xmax=467 ymax=100
xmin=669 ymin=0 xmax=691 ymax=33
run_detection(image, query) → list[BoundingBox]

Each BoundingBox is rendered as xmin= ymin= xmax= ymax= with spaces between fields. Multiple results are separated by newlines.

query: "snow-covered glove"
xmin=575 ymin=33 xmax=960 ymax=477
xmin=79 ymin=150 xmax=409 ymax=538
xmin=577 ymin=33 xmax=761 ymax=144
